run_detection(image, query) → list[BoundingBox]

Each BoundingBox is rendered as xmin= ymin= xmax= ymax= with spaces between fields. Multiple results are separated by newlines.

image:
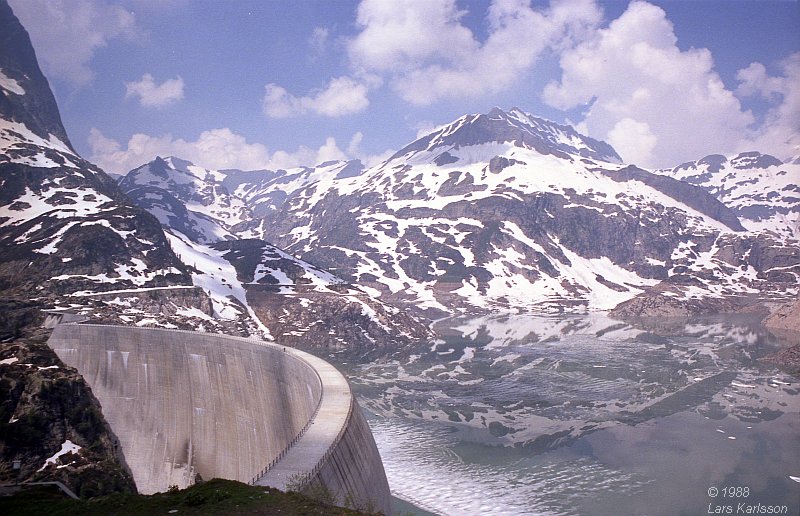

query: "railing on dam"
xmin=249 ymin=336 xmax=355 ymax=492
xmin=247 ymin=381 xmax=326 ymax=486
xmin=284 ymin=388 xmax=356 ymax=489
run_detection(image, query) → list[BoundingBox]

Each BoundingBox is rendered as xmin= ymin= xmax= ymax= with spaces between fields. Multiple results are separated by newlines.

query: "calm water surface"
xmin=325 ymin=314 xmax=800 ymax=516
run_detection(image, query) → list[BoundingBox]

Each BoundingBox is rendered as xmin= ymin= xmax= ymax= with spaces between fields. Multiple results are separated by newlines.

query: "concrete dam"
xmin=47 ymin=324 xmax=391 ymax=513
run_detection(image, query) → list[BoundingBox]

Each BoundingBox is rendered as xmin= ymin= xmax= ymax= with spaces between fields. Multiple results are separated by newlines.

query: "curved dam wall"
xmin=313 ymin=405 xmax=393 ymax=512
xmin=47 ymin=324 xmax=390 ymax=514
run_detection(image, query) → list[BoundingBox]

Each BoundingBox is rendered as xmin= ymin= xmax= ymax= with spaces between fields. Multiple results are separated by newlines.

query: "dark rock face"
xmin=0 ymin=302 xmax=136 ymax=497
xmin=698 ymin=154 xmax=728 ymax=172
xmin=0 ymin=1 xmax=72 ymax=149
xmin=333 ymin=159 xmax=365 ymax=179
xmin=434 ymin=152 xmax=459 ymax=166
xmin=600 ymin=165 xmax=745 ymax=231
xmin=0 ymin=1 xmax=192 ymax=299
xmin=731 ymin=152 xmax=783 ymax=169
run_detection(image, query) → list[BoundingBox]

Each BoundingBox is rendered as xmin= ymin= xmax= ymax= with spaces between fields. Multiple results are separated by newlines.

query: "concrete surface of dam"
xmin=48 ymin=324 xmax=391 ymax=513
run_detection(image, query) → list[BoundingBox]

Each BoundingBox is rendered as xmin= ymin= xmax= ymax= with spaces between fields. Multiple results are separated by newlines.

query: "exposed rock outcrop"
xmin=764 ymin=297 xmax=800 ymax=334
xmin=0 ymin=301 xmax=135 ymax=497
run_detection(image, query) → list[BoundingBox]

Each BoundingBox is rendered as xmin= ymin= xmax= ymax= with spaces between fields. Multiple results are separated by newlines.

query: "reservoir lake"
xmin=325 ymin=314 xmax=800 ymax=515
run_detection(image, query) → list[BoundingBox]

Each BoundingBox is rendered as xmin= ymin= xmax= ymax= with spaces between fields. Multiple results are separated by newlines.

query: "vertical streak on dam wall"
xmin=48 ymin=325 xmax=322 ymax=494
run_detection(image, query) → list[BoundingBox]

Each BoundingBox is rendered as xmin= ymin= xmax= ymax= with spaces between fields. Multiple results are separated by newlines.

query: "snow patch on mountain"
xmin=0 ymin=119 xmax=78 ymax=169
xmin=658 ymin=152 xmax=800 ymax=240
xmin=165 ymin=229 xmax=272 ymax=338
xmin=0 ymin=68 xmax=24 ymax=95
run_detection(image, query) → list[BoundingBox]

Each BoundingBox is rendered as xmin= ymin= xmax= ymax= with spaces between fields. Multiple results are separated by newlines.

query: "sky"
xmin=8 ymin=0 xmax=800 ymax=174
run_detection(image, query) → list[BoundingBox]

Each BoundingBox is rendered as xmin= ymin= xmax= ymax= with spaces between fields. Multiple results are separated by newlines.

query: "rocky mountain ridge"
xmin=658 ymin=152 xmax=800 ymax=240
xmin=119 ymin=108 xmax=799 ymax=317
xmin=119 ymin=156 xmax=365 ymax=244
xmin=387 ymin=107 xmax=622 ymax=164
xmin=0 ymin=0 xmax=426 ymax=346
xmin=0 ymin=1 xmax=192 ymax=303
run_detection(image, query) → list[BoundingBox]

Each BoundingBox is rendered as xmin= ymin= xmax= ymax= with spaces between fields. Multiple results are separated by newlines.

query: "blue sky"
xmin=9 ymin=0 xmax=800 ymax=173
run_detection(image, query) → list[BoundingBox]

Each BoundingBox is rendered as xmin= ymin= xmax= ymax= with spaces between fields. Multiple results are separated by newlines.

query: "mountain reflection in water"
xmin=325 ymin=314 xmax=800 ymax=516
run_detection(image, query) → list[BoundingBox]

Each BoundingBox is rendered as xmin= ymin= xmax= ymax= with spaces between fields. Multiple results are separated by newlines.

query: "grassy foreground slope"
xmin=0 ymin=478 xmax=374 ymax=515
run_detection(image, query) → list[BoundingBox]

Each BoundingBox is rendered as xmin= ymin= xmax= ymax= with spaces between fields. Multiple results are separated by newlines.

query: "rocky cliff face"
xmin=0 ymin=0 xmax=192 ymax=301
xmin=210 ymin=238 xmax=433 ymax=349
xmin=0 ymin=301 xmax=135 ymax=497
xmin=0 ymin=1 xmax=70 ymax=153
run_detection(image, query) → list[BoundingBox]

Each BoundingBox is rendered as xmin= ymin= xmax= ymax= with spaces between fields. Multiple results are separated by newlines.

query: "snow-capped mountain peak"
xmin=117 ymin=108 xmax=799 ymax=318
xmin=388 ymin=107 xmax=622 ymax=166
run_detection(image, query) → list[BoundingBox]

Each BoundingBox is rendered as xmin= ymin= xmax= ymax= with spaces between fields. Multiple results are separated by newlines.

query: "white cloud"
xmin=737 ymin=62 xmax=784 ymax=101
xmin=266 ymin=139 xmax=361 ymax=170
xmin=542 ymin=0 xmax=754 ymax=168
xmin=88 ymin=127 xmax=370 ymax=174
xmin=125 ymin=73 xmax=184 ymax=108
xmin=606 ymin=118 xmax=657 ymax=165
xmin=8 ymin=0 xmax=140 ymax=86
xmin=347 ymin=132 xmax=364 ymax=157
xmin=88 ymin=127 xmax=270 ymax=173
xmin=345 ymin=131 xmax=394 ymax=167
xmin=268 ymin=0 xmax=603 ymax=116
xmin=309 ymin=26 xmax=330 ymax=56
xmin=347 ymin=0 xmax=602 ymax=105
xmin=263 ymin=76 xmax=370 ymax=118
xmin=348 ymin=0 xmax=477 ymax=73
xmin=736 ymin=52 xmax=800 ymax=159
